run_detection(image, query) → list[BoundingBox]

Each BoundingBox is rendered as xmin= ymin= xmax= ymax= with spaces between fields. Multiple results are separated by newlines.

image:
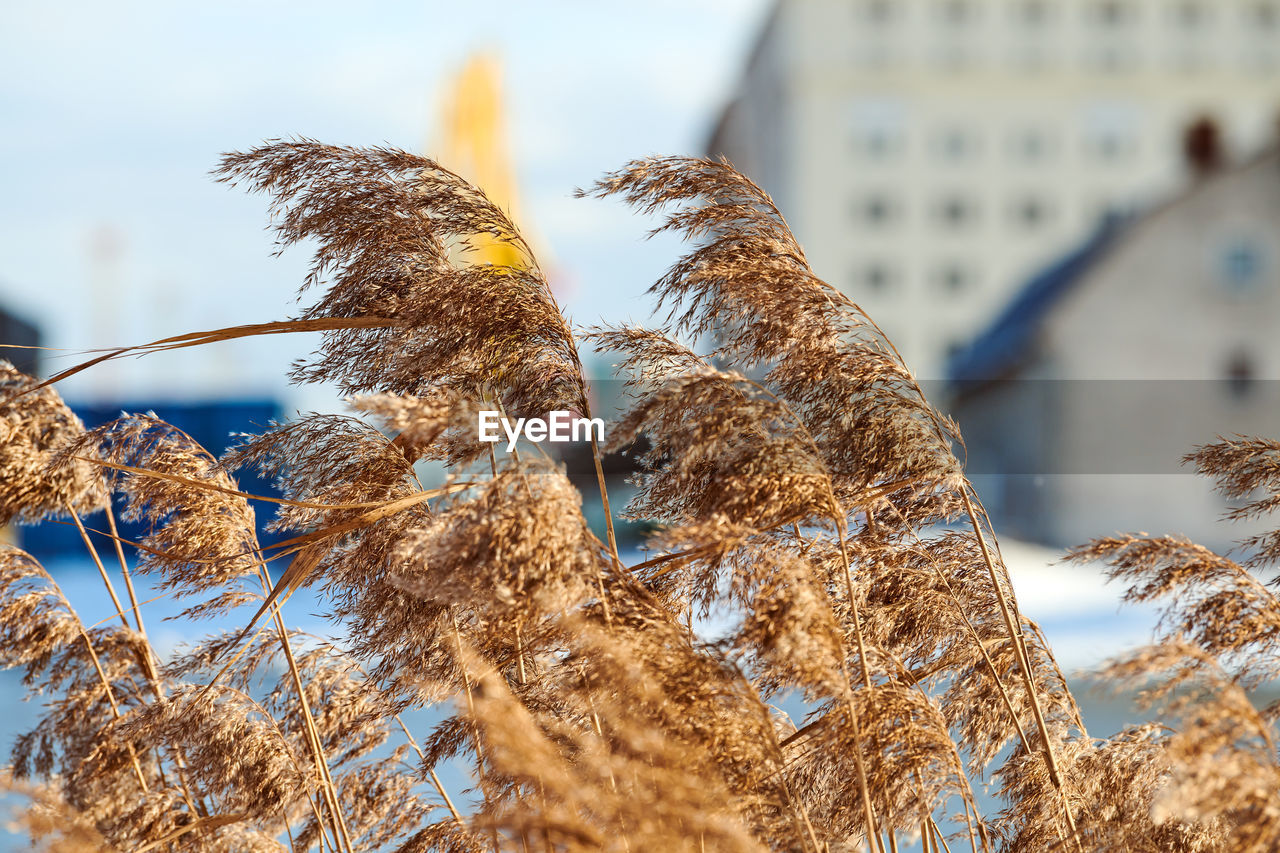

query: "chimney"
xmin=1183 ymin=115 xmax=1223 ymax=177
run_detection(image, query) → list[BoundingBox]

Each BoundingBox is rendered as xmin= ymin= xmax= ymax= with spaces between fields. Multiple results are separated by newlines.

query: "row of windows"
xmin=857 ymin=263 xmax=977 ymax=294
xmin=853 ymin=195 xmax=1063 ymax=230
xmin=857 ymin=0 xmax=1279 ymax=30
xmin=850 ymin=43 xmax=1280 ymax=75
xmin=855 ymin=239 xmax=1270 ymax=297
xmin=855 ymin=128 xmax=1135 ymax=162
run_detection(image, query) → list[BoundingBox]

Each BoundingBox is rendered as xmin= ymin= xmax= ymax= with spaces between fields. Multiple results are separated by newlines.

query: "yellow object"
xmin=437 ymin=53 xmax=526 ymax=269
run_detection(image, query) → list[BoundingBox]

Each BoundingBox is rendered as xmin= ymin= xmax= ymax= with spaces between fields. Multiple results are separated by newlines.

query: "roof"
xmin=946 ymin=212 xmax=1129 ymax=385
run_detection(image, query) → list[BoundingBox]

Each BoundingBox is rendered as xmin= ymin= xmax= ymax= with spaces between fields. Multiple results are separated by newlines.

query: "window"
xmin=1093 ymin=0 xmax=1131 ymax=27
xmin=859 ymin=129 xmax=897 ymax=158
xmin=937 ymin=195 xmax=977 ymax=228
xmin=856 ymin=194 xmax=896 ymax=226
xmin=1219 ymin=240 xmax=1265 ymax=294
xmin=868 ymin=129 xmax=900 ymax=157
xmin=1011 ymin=128 xmax=1052 ymax=161
xmin=1012 ymin=2 xmax=1052 ymax=69
xmin=936 ymin=264 xmax=972 ymax=293
xmin=1092 ymin=131 xmax=1130 ymax=160
xmin=937 ymin=128 xmax=977 ymax=161
xmin=1226 ymin=350 xmax=1256 ymax=399
xmin=934 ymin=1 xmax=977 ymax=69
xmin=861 ymin=264 xmax=895 ymax=293
xmin=1013 ymin=197 xmax=1051 ymax=227
xmin=849 ymin=98 xmax=906 ymax=161
xmin=1082 ymin=101 xmax=1140 ymax=163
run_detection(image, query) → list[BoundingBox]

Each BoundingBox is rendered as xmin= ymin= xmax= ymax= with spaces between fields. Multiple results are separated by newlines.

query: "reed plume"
xmin=0 ymin=361 xmax=105 ymax=524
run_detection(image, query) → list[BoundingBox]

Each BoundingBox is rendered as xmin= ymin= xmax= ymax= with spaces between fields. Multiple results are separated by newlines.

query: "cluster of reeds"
xmin=2 ymin=143 xmax=1280 ymax=852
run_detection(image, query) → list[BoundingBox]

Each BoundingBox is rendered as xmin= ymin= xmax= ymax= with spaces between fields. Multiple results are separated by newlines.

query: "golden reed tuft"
xmin=0 ymin=145 xmax=1278 ymax=851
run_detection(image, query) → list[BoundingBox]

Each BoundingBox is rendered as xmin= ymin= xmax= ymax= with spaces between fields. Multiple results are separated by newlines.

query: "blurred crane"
xmin=435 ymin=52 xmax=530 ymax=270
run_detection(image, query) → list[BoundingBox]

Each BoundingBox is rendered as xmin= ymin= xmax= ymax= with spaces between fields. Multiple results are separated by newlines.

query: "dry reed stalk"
xmin=256 ymin=560 xmax=355 ymax=853
xmin=67 ymin=500 xmax=213 ymax=820
xmin=959 ymin=489 xmax=1079 ymax=843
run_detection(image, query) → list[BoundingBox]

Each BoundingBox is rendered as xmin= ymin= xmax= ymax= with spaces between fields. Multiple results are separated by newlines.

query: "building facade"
xmin=709 ymin=0 xmax=1280 ymax=378
xmin=948 ymin=143 xmax=1280 ymax=550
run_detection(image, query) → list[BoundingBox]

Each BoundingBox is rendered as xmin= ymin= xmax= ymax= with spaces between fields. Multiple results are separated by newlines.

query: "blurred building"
xmin=0 ymin=301 xmax=40 ymax=376
xmin=947 ymin=129 xmax=1280 ymax=549
xmin=708 ymin=0 xmax=1280 ymax=378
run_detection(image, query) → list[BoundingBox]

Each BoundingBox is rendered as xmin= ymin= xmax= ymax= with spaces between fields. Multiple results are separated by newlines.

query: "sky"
xmin=0 ymin=0 xmax=771 ymax=408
